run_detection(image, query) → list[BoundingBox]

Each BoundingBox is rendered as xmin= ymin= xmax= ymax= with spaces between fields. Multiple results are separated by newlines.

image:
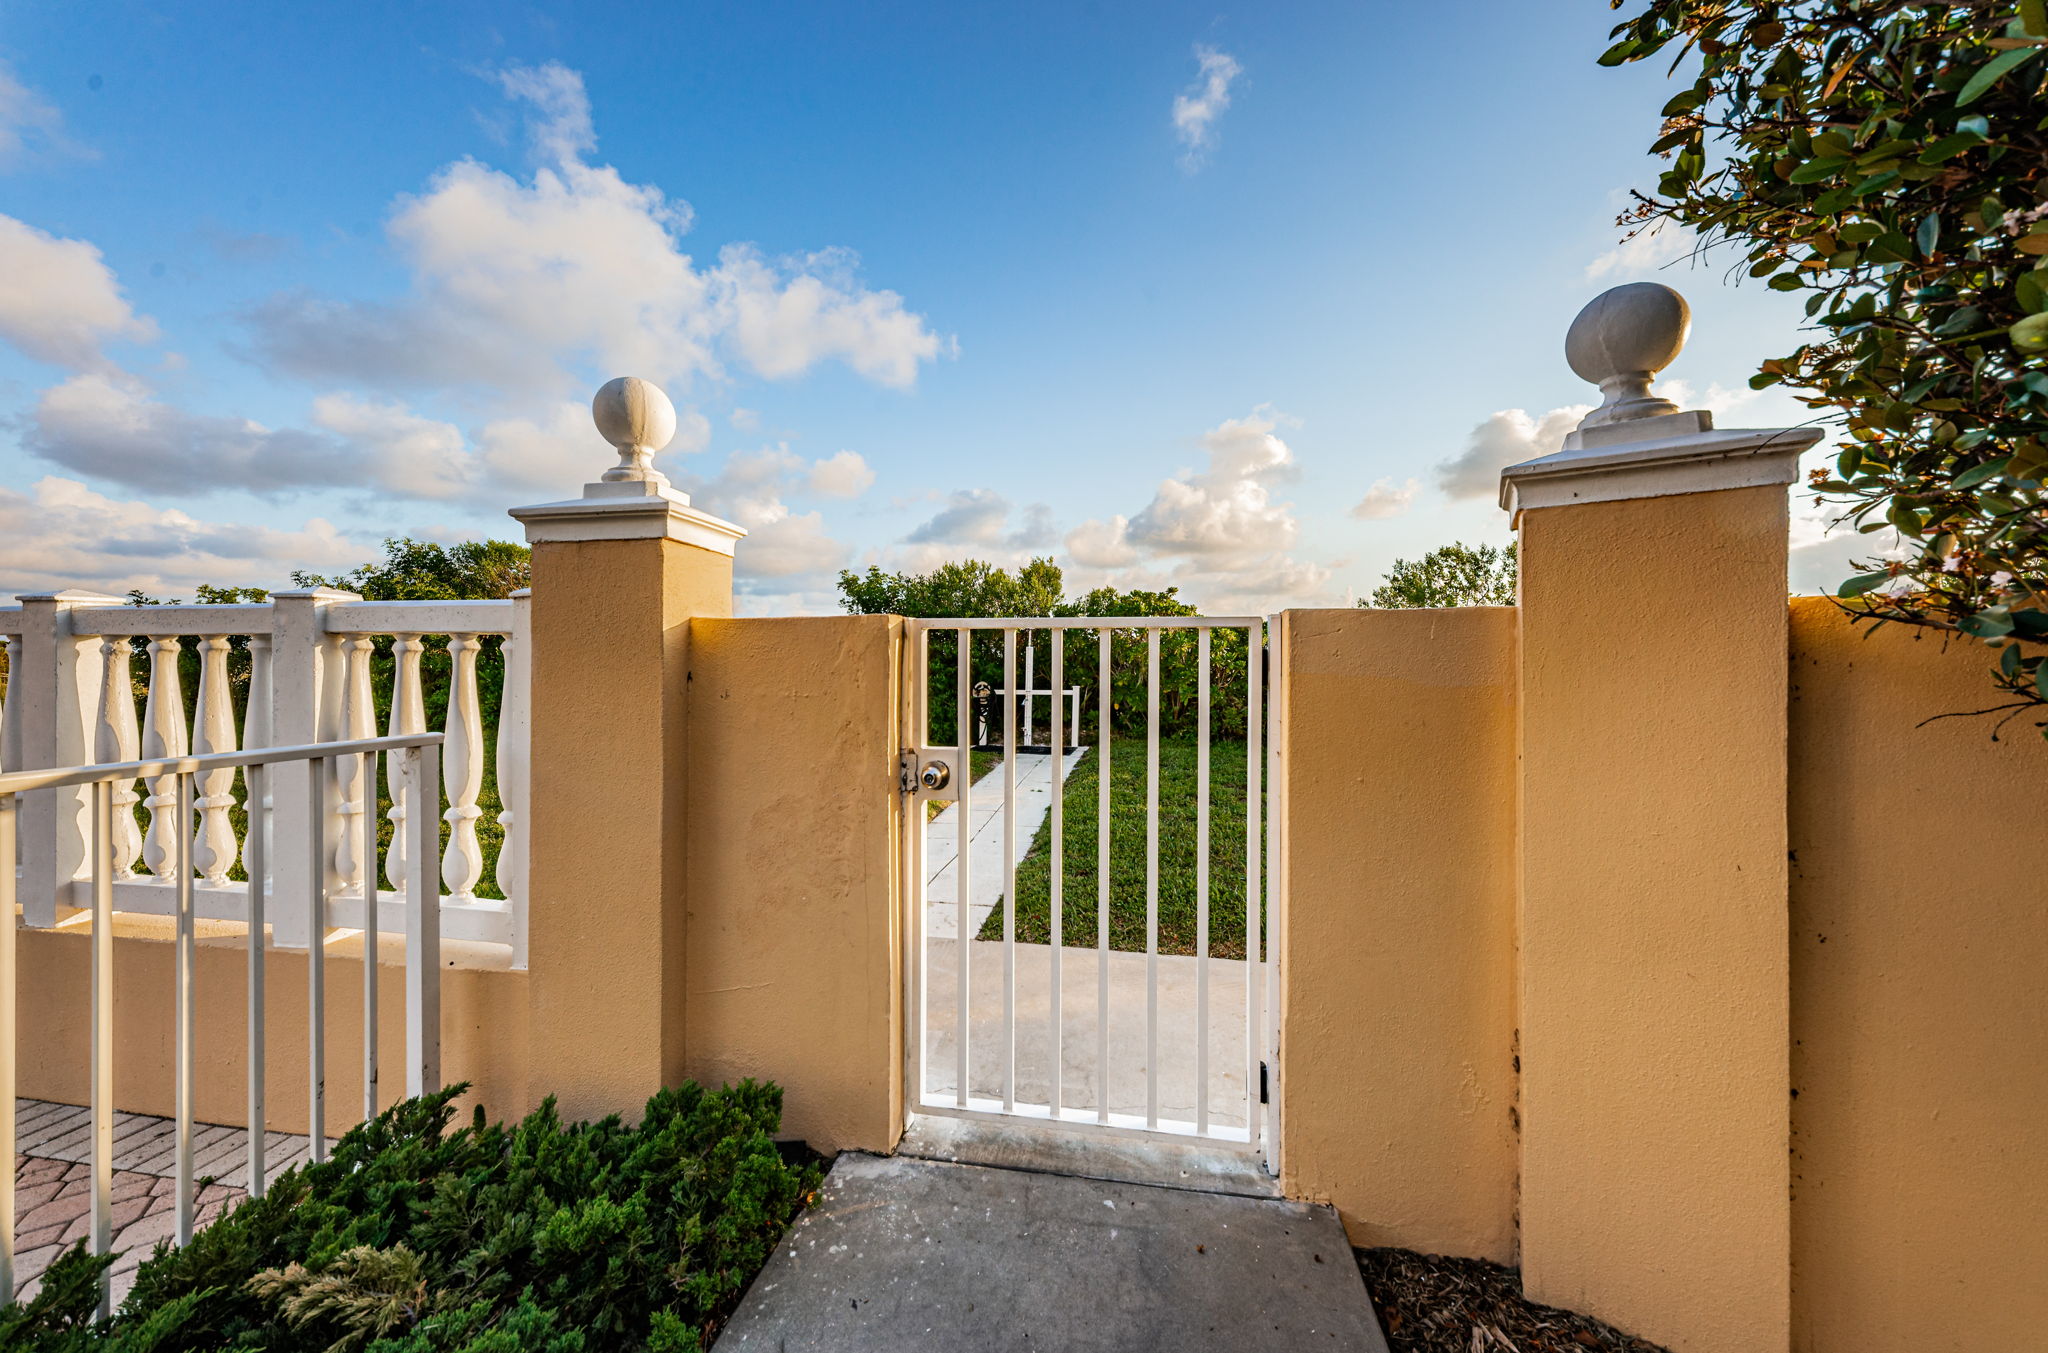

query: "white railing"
xmin=0 ymin=732 xmax=444 ymax=1312
xmin=0 ymin=590 xmax=529 ymax=963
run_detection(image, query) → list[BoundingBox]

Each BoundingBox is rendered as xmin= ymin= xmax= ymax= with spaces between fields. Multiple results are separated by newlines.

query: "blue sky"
xmin=0 ymin=1 xmax=1856 ymax=611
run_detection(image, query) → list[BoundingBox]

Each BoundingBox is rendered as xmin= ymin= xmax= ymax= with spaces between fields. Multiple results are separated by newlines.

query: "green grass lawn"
xmin=976 ymin=735 xmax=1265 ymax=958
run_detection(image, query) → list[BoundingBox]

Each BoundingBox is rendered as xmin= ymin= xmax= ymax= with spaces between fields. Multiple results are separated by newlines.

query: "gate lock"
xmin=899 ymin=749 xmax=960 ymax=802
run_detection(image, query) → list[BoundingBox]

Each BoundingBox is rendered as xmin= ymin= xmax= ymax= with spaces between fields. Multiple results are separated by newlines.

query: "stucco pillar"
xmin=1500 ymin=284 xmax=1821 ymax=1353
xmin=508 ymin=378 xmax=744 ymax=1123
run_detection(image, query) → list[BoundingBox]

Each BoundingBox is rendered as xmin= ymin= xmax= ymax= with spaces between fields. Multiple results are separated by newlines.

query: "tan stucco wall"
xmin=524 ymin=536 xmax=731 ymax=1124
xmin=1516 ymin=486 xmax=1792 ymax=1352
xmin=1278 ymin=606 xmax=1520 ymax=1261
xmin=1786 ymin=599 xmax=2048 ymax=1353
xmin=17 ymin=920 xmax=527 ymax=1133
xmin=682 ymin=614 xmax=903 ymax=1154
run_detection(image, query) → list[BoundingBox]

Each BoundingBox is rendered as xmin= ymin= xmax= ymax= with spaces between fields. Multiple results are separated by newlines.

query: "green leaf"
xmin=1788 ymin=156 xmax=1851 ymax=184
xmin=1851 ymin=170 xmax=1902 ymax=197
xmin=1768 ymin=273 xmax=1806 ymax=292
xmin=1958 ymin=114 xmax=1992 ymax=138
xmin=1916 ymin=213 xmax=1940 ymax=256
xmin=2036 ymin=661 xmax=2048 ymax=700
xmin=1839 ymin=571 xmax=1894 ymax=597
xmin=1918 ymin=133 xmax=1982 ymax=164
xmin=2001 ymin=642 xmax=2023 ymax=677
xmin=2027 ymin=0 xmax=2048 ymax=37
xmin=1958 ymin=47 xmax=2038 ymax=106
xmin=1598 ymin=37 xmax=1639 ymax=67
xmin=2019 ymin=271 xmax=2048 ymax=314
xmin=1953 ymin=457 xmax=2012 ymax=490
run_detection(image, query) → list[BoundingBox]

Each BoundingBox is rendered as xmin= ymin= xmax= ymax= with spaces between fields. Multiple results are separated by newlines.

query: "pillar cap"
xmin=1498 ymin=423 xmax=1824 ymax=518
xmin=1499 ymin=283 xmax=1825 ymax=518
xmin=507 ymin=376 xmax=747 ymax=551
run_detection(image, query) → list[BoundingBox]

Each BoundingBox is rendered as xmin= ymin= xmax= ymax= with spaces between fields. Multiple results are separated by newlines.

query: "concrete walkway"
xmin=925 ymin=748 xmax=1089 ymax=940
xmin=921 ymin=940 xmax=1259 ymax=1130
xmin=716 ymin=1151 xmax=1387 ymax=1352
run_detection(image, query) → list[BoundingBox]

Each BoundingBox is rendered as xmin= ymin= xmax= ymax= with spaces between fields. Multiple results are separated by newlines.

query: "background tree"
xmin=1365 ymin=542 xmax=1518 ymax=608
xmin=293 ymin=538 xmax=531 ymax=600
xmin=836 ymin=558 xmax=1249 ymax=742
xmin=1603 ymin=1 xmax=2047 ymax=735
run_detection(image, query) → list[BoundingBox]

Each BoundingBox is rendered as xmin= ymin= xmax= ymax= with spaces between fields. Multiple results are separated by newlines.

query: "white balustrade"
xmin=95 ymin=640 xmax=142 ymax=877
xmin=441 ymin=634 xmax=484 ymax=903
xmin=140 ymin=636 xmax=189 ymax=878
xmin=190 ymin=636 xmax=240 ymax=885
xmin=0 ymin=595 xmax=525 ymax=957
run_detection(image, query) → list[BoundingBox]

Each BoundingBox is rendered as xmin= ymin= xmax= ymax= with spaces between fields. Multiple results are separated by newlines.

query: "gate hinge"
xmin=1259 ymin=1060 xmax=1270 ymax=1105
xmin=897 ymin=750 xmax=917 ymax=795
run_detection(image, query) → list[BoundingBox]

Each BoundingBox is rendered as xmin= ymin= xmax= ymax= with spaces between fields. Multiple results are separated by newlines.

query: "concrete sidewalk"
xmin=716 ymin=1152 xmax=1388 ymax=1352
xmin=925 ymin=748 xmax=1089 ymax=940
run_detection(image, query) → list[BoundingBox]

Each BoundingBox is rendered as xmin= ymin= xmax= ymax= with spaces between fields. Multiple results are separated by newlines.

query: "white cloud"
xmin=1124 ymin=408 xmax=1300 ymax=562
xmin=0 ymin=61 xmax=84 ymax=168
xmin=676 ymin=445 xmax=877 ymax=585
xmin=806 ymin=449 xmax=874 ymax=499
xmin=494 ymin=61 xmax=597 ymax=166
xmin=0 ymin=476 xmax=368 ymax=599
xmin=715 ymin=246 xmax=945 ymax=389
xmin=1587 ymin=219 xmax=1694 ymax=280
xmin=906 ymin=488 xmax=1013 ymax=547
xmin=246 ymin=63 xmax=946 ymax=398
xmin=0 ymin=214 xmax=157 ymax=369
xmin=1435 ymin=405 xmax=1590 ymax=500
xmin=1065 ymin=407 xmax=1332 ymax=611
xmin=1173 ymin=46 xmax=1242 ymax=169
xmin=1351 ymin=476 xmax=1419 ymax=520
xmin=308 ymin=394 xmax=476 ymax=500
xmin=24 ymin=372 xmax=353 ymax=495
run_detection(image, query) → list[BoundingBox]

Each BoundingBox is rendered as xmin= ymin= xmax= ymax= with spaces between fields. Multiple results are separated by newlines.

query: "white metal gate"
xmin=899 ymin=616 xmax=1277 ymax=1158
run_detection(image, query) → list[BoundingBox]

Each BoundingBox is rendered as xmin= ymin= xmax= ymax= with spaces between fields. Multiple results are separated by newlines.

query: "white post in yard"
xmin=267 ymin=588 xmax=356 ymax=947
xmin=14 ymin=592 xmax=116 ymax=926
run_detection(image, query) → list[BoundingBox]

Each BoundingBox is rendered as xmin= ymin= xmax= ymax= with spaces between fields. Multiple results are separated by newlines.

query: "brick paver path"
xmin=11 ymin=1099 xmax=331 ymax=1305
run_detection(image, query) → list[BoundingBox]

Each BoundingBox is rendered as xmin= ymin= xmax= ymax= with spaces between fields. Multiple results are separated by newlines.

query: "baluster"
xmin=95 ymin=640 xmax=142 ymax=878
xmin=191 ymin=636 xmax=240 ymax=885
xmin=441 ymin=634 xmax=483 ymax=903
xmin=140 ymin=636 xmax=189 ymax=878
xmin=245 ymin=633 xmax=273 ymax=830
xmin=384 ymin=636 xmax=425 ymax=895
xmin=495 ymin=610 xmax=528 ymax=941
xmin=333 ymin=636 xmax=375 ymax=892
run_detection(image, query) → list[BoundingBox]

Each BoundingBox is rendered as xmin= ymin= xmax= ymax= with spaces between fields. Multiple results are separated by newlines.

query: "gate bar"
xmin=1196 ymin=629 xmax=1210 ymax=1135
xmin=1096 ymin=628 xmax=1112 ymax=1125
xmin=1144 ymin=628 xmax=1160 ymax=1129
xmin=955 ymin=627 xmax=971 ymax=1109
xmin=1001 ymin=629 xmax=1016 ymax=1112
xmin=1049 ymin=627 xmax=1065 ymax=1116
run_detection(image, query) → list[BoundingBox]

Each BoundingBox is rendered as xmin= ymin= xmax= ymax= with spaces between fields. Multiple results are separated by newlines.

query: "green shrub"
xmin=0 ymin=1081 xmax=817 ymax=1352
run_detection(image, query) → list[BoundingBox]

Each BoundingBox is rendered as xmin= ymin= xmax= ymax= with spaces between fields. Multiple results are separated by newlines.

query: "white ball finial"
xmin=1566 ymin=283 xmax=1691 ymax=429
xmin=593 ymin=376 xmax=678 ymax=485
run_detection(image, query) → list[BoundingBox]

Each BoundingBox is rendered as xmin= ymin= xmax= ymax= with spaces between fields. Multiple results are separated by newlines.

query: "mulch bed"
xmin=1357 ymin=1248 xmax=1671 ymax=1353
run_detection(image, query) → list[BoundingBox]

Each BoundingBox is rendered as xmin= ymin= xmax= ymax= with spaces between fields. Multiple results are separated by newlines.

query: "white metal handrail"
xmin=0 ymin=731 xmax=444 ymax=1312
